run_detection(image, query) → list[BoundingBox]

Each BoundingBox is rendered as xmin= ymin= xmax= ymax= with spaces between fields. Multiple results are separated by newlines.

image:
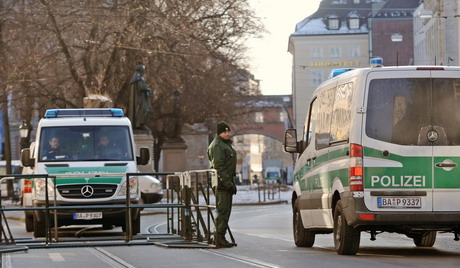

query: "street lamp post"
xmin=19 ymin=120 xmax=30 ymax=150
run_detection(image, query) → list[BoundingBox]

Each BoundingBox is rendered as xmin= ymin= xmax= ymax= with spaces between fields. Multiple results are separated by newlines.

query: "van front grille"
xmin=57 ymin=184 xmax=117 ymax=199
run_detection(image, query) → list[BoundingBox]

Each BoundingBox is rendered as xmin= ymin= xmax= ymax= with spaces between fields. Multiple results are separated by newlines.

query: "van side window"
xmin=330 ymin=82 xmax=353 ymax=144
xmin=315 ymin=87 xmax=336 ymax=150
xmin=305 ymin=98 xmax=319 ymax=146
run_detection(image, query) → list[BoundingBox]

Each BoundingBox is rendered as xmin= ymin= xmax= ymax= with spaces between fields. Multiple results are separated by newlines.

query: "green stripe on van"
xmin=294 ymin=146 xmax=349 ymax=191
xmin=45 ymin=166 xmax=127 ymax=185
xmin=293 ymin=146 xmax=460 ymax=191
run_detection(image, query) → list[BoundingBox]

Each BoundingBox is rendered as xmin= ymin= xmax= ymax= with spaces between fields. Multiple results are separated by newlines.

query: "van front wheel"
xmin=25 ymin=213 xmax=34 ymax=232
xmin=413 ymin=231 xmax=436 ymax=247
xmin=333 ymin=200 xmax=360 ymax=255
xmin=33 ymin=214 xmax=46 ymax=237
xmin=293 ymin=199 xmax=315 ymax=247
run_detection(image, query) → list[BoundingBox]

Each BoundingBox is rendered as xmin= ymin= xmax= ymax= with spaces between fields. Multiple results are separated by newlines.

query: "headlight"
xmin=34 ymin=179 xmax=55 ymax=197
xmin=118 ymin=177 xmax=138 ymax=196
xmin=150 ymin=182 xmax=163 ymax=192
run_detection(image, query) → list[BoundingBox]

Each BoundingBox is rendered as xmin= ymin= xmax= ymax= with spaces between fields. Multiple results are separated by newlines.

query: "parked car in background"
xmin=139 ymin=175 xmax=163 ymax=204
xmin=0 ymin=160 xmax=23 ymax=201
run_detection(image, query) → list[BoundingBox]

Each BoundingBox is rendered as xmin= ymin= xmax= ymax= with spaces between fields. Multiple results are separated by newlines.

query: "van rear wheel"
xmin=413 ymin=231 xmax=436 ymax=247
xmin=333 ymin=200 xmax=360 ymax=255
xmin=293 ymin=199 xmax=315 ymax=247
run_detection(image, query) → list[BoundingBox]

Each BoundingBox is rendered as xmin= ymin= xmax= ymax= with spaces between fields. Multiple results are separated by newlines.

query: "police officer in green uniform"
xmin=208 ymin=121 xmax=237 ymax=248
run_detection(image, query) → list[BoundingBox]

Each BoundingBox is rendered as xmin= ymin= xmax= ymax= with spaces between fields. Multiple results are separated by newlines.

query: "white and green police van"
xmin=285 ymin=61 xmax=460 ymax=255
xmin=21 ymin=108 xmax=150 ymax=237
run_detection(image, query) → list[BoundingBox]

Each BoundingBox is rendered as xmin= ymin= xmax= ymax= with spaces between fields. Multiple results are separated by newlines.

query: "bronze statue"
xmin=129 ymin=64 xmax=153 ymax=129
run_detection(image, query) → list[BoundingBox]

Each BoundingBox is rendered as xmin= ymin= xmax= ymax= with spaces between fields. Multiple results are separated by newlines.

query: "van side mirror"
xmin=21 ymin=148 xmax=35 ymax=167
xmin=284 ymin=129 xmax=298 ymax=153
xmin=137 ymin=147 xmax=150 ymax=165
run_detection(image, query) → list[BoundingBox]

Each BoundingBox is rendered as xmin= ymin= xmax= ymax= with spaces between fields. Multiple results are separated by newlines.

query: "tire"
xmin=131 ymin=215 xmax=141 ymax=234
xmin=122 ymin=216 xmax=141 ymax=235
xmin=293 ymin=199 xmax=315 ymax=247
xmin=25 ymin=213 xmax=34 ymax=232
xmin=33 ymin=214 xmax=46 ymax=237
xmin=102 ymin=224 xmax=113 ymax=230
xmin=333 ymin=200 xmax=360 ymax=255
xmin=413 ymin=231 xmax=437 ymax=247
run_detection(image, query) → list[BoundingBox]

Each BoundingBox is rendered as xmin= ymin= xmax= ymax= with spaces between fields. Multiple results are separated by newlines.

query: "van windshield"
xmin=366 ymin=78 xmax=460 ymax=146
xmin=38 ymin=126 xmax=133 ymax=162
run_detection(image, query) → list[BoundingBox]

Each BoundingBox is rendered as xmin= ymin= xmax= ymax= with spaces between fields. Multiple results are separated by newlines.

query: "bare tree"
xmin=3 ymin=0 xmax=263 ymax=170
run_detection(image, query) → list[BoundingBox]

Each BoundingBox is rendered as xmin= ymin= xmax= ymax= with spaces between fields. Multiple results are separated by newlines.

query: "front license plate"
xmin=73 ymin=212 xmax=103 ymax=220
xmin=377 ymin=197 xmax=421 ymax=208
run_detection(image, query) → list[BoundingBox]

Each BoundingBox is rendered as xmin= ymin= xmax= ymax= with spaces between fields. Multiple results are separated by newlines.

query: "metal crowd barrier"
xmin=0 ymin=170 xmax=222 ymax=250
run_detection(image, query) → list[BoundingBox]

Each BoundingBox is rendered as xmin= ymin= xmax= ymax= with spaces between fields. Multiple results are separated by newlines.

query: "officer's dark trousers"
xmin=216 ymin=190 xmax=233 ymax=237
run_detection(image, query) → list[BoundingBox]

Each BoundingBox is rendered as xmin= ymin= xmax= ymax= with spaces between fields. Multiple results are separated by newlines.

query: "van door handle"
xmin=435 ymin=162 xmax=458 ymax=168
xmin=435 ymin=159 xmax=458 ymax=170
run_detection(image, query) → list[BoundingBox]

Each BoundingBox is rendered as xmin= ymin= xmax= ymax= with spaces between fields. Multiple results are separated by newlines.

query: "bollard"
xmin=278 ymin=182 xmax=281 ymax=200
xmin=263 ymin=184 xmax=266 ymax=202
xmin=257 ymin=182 xmax=261 ymax=203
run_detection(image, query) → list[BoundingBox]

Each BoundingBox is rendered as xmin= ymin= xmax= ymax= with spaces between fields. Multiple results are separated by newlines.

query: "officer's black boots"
xmin=216 ymin=235 xmax=234 ymax=248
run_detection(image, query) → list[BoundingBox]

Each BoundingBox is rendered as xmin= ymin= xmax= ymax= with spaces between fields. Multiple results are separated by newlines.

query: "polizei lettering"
xmin=371 ymin=175 xmax=426 ymax=187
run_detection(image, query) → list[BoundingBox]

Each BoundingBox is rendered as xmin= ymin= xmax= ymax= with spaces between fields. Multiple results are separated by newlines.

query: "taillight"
xmin=349 ymin=143 xmax=363 ymax=191
xmin=23 ymin=180 xmax=32 ymax=194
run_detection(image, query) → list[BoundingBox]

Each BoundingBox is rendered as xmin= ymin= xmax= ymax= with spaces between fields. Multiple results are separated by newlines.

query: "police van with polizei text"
xmin=284 ymin=59 xmax=460 ymax=255
xmin=21 ymin=108 xmax=150 ymax=237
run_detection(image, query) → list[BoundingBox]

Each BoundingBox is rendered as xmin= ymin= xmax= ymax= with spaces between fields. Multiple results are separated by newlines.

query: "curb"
xmin=233 ymin=200 xmax=289 ymax=206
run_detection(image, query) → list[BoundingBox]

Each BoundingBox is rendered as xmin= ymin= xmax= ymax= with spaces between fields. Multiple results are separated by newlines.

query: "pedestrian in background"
xmin=208 ymin=121 xmax=237 ymax=248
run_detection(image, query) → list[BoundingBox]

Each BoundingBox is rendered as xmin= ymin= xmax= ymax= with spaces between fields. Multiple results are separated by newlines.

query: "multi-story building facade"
xmin=414 ymin=0 xmax=460 ymax=66
xmin=289 ymin=0 xmax=419 ymax=131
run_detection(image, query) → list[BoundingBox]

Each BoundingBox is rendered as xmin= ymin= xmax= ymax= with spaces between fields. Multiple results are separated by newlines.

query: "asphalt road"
xmin=2 ymin=204 xmax=460 ymax=267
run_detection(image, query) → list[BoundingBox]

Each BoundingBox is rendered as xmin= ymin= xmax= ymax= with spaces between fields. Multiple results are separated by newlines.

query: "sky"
xmin=247 ymin=0 xmax=322 ymax=95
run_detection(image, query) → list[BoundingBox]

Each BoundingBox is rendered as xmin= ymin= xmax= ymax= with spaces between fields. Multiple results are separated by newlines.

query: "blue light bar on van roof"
xmin=44 ymin=108 xmax=124 ymax=118
xmin=329 ymin=68 xmax=353 ymax=78
xmin=370 ymin=57 xmax=383 ymax=67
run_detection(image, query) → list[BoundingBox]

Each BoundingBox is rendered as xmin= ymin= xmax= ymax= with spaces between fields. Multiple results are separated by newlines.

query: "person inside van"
xmin=44 ymin=136 xmax=65 ymax=160
xmin=96 ymin=135 xmax=121 ymax=159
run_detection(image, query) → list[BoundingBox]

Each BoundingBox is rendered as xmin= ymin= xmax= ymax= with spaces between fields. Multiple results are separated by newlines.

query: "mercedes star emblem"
xmin=81 ymin=185 xmax=94 ymax=198
xmin=427 ymin=130 xmax=439 ymax=142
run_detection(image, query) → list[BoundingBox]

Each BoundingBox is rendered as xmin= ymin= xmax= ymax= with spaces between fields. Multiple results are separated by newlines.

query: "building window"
xmin=353 ymin=0 xmax=360 ymax=4
xmin=348 ymin=18 xmax=360 ymax=29
xmin=349 ymin=45 xmax=360 ymax=58
xmin=279 ymin=111 xmax=286 ymax=122
xmin=255 ymin=112 xmax=264 ymax=123
xmin=311 ymin=47 xmax=323 ymax=59
xmin=328 ymin=18 xmax=340 ymax=30
xmin=311 ymin=70 xmax=323 ymax=87
xmin=330 ymin=46 xmax=340 ymax=58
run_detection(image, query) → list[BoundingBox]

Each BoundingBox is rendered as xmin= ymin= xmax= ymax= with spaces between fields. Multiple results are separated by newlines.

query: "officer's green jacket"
xmin=207 ymin=135 xmax=237 ymax=189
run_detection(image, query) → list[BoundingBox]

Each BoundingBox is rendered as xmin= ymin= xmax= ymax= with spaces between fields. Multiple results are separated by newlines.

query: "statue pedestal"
xmin=83 ymin=95 xmax=113 ymax=108
xmin=161 ymin=139 xmax=187 ymax=172
xmin=133 ymin=129 xmax=154 ymax=172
